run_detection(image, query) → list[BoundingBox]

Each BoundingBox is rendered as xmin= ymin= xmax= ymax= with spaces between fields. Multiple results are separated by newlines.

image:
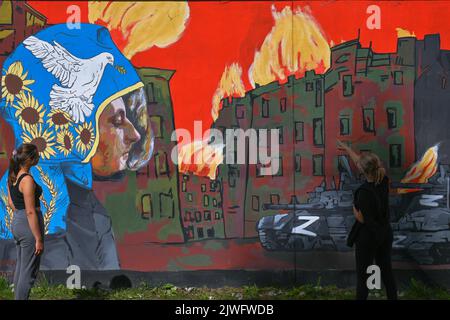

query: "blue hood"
xmin=0 ymin=24 xmax=143 ymax=238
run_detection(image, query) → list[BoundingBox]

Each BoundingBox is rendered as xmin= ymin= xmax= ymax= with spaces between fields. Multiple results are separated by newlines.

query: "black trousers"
xmin=354 ymin=226 xmax=397 ymax=300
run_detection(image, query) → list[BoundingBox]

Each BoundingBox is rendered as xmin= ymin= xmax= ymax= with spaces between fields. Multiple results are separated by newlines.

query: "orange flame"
xmin=396 ymin=27 xmax=416 ymax=38
xmin=178 ymin=139 xmax=224 ymax=180
xmin=211 ymin=63 xmax=246 ymax=121
xmin=88 ymin=1 xmax=189 ymax=59
xmin=398 ymin=144 xmax=439 ymax=193
xmin=249 ymin=5 xmax=330 ymax=87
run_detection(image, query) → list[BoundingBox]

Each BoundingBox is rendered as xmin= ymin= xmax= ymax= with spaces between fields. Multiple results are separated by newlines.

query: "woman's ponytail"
xmin=375 ymin=166 xmax=386 ymax=185
xmin=8 ymin=149 xmax=20 ymax=188
xmin=7 ymin=144 xmax=39 ymax=188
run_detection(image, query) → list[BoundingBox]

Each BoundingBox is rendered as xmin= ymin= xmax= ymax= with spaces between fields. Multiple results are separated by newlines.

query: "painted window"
xmin=182 ymin=181 xmax=186 ymax=192
xmin=154 ymin=85 xmax=162 ymax=101
xmin=215 ymin=212 xmax=221 ymax=220
xmin=270 ymin=194 xmax=280 ymax=205
xmin=389 ymin=144 xmax=402 ymax=168
xmin=141 ymin=194 xmax=153 ymax=219
xmin=0 ymin=1 xmax=12 ymax=24
xmin=262 ymin=98 xmax=269 ymax=118
xmin=195 ymin=211 xmax=202 ymax=223
xmin=197 ymin=227 xmax=204 ymax=239
xmin=343 ymin=75 xmax=353 ymax=96
xmin=306 ymin=81 xmax=314 ymax=91
xmin=186 ymin=226 xmax=194 ymax=240
xmin=277 ymin=126 xmax=284 ymax=144
xmin=187 ymin=193 xmax=193 ymax=202
xmin=340 ymin=117 xmax=350 ymax=135
xmin=295 ymin=121 xmax=304 ymax=142
xmin=155 ymin=152 xmax=169 ymax=176
xmin=26 ymin=12 xmax=35 ymax=27
xmin=150 ymin=116 xmax=163 ymax=138
xmin=222 ymin=98 xmax=230 ymax=108
xmin=313 ymin=118 xmax=324 ymax=146
xmin=280 ymin=97 xmax=287 ymax=113
xmin=160 ymin=192 xmax=174 ymax=218
xmin=313 ymin=154 xmax=324 ymax=176
xmin=146 ymin=82 xmax=156 ymax=103
xmin=252 ymin=195 xmax=260 ymax=211
xmin=386 ymin=108 xmax=397 ymax=129
xmin=295 ymin=154 xmax=301 ymax=173
xmin=228 ymin=171 xmax=236 ymax=187
xmin=204 ymin=211 xmax=212 ymax=221
xmin=235 ymin=104 xmax=246 ymax=119
xmin=207 ymin=228 xmax=215 ymax=238
xmin=363 ymin=108 xmax=375 ymax=133
xmin=394 ymin=71 xmax=403 ymax=85
xmin=203 ymin=195 xmax=209 ymax=207
xmin=201 ymin=184 xmax=206 ymax=192
xmin=316 ymin=80 xmax=323 ymax=107
xmin=184 ymin=211 xmax=192 ymax=222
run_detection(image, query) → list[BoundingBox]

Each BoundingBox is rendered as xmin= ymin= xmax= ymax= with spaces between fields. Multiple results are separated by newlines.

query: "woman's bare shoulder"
xmin=19 ymin=175 xmax=35 ymax=189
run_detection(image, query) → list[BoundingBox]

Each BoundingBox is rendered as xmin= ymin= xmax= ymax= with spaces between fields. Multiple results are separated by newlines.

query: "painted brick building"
xmin=179 ymin=173 xmax=225 ymax=240
xmin=212 ymin=71 xmax=327 ymax=238
xmin=241 ymin=71 xmax=326 ymax=237
xmin=211 ymin=34 xmax=450 ymax=239
xmin=323 ymin=37 xmax=416 ymax=185
xmin=212 ymin=95 xmax=252 ymax=238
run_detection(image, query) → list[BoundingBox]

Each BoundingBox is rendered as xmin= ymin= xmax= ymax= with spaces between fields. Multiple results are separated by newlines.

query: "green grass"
xmin=1 ymin=276 xmax=450 ymax=300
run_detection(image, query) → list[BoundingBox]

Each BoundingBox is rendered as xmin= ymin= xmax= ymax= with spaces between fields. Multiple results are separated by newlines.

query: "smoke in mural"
xmin=0 ymin=1 xmax=449 ymax=281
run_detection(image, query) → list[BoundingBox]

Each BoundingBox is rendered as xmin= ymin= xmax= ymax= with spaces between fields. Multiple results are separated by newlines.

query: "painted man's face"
xmin=92 ymin=96 xmax=141 ymax=176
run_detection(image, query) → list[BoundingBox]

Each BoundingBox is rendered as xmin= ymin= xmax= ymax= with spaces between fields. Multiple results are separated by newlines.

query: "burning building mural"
xmin=0 ymin=1 xmax=450 ymax=286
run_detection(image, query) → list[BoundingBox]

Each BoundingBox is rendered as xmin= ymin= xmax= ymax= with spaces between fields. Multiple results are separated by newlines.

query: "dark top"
xmin=353 ymin=175 xmax=391 ymax=243
xmin=9 ymin=173 xmax=42 ymax=210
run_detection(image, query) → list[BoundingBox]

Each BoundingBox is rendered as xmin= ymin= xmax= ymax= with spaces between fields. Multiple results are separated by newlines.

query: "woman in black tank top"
xmin=337 ymin=140 xmax=397 ymax=300
xmin=6 ymin=143 xmax=44 ymax=300
xmin=10 ymin=173 xmax=43 ymax=210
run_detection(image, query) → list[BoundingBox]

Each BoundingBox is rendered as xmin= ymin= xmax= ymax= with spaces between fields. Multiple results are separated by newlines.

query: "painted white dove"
xmin=23 ymin=35 xmax=115 ymax=123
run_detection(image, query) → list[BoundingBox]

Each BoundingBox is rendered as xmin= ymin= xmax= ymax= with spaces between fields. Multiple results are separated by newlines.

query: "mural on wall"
xmin=0 ymin=1 xmax=449 ymax=274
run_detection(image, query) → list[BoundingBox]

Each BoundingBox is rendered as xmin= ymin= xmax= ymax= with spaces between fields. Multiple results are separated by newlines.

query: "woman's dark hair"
xmin=8 ymin=143 xmax=39 ymax=187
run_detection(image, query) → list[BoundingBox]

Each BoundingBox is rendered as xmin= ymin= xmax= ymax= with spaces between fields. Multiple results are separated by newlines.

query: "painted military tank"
xmin=257 ymin=151 xmax=450 ymax=265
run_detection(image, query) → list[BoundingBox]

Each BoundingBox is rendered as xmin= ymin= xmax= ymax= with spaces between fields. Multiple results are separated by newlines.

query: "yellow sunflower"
xmin=1 ymin=61 xmax=35 ymax=105
xmin=75 ymin=122 xmax=95 ymax=154
xmin=46 ymin=109 xmax=73 ymax=130
xmin=21 ymin=125 xmax=56 ymax=160
xmin=13 ymin=91 xmax=45 ymax=132
xmin=56 ymin=129 xmax=74 ymax=156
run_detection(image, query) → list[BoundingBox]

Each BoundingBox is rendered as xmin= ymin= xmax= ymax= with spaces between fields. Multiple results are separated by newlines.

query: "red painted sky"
xmin=29 ymin=1 xmax=450 ymax=135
